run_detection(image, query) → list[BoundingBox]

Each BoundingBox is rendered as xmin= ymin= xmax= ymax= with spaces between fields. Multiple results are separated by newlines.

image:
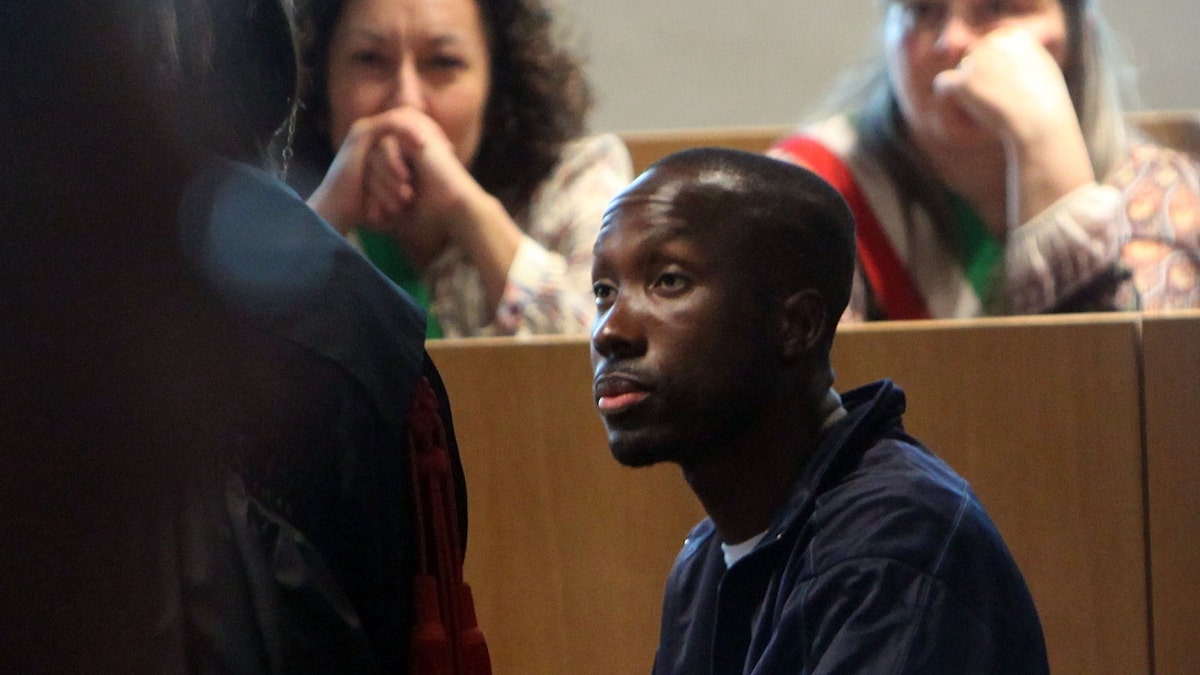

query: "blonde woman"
xmin=771 ymin=0 xmax=1199 ymax=319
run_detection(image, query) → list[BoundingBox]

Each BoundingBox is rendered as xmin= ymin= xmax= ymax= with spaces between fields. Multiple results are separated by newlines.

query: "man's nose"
xmin=591 ymin=295 xmax=647 ymax=361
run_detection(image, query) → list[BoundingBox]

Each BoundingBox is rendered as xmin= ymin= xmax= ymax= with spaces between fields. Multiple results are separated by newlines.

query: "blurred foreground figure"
xmin=0 ymin=1 xmax=471 ymax=671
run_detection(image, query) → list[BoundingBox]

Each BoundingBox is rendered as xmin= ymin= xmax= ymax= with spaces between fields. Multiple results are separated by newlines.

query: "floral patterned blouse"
xmin=771 ymin=115 xmax=1200 ymax=320
xmin=426 ymin=133 xmax=632 ymax=337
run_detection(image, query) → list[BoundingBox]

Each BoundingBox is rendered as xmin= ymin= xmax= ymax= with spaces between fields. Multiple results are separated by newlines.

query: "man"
xmin=0 ymin=1 xmax=471 ymax=670
xmin=589 ymin=148 xmax=1049 ymax=673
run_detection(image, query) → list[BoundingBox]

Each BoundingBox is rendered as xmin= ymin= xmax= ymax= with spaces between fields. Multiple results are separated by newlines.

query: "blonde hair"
xmin=807 ymin=0 xmax=1136 ymax=241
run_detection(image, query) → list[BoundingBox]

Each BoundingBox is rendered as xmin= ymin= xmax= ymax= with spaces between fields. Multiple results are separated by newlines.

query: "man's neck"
xmin=681 ymin=386 xmax=840 ymax=544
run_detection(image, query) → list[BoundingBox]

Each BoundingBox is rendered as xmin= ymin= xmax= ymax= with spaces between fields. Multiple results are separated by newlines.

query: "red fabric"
xmin=773 ymin=136 xmax=930 ymax=320
xmin=408 ymin=377 xmax=492 ymax=675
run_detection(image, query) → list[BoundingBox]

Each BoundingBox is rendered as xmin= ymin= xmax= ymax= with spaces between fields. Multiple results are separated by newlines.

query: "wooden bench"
xmin=618 ymin=111 xmax=1200 ymax=175
xmin=619 ymin=125 xmax=789 ymax=174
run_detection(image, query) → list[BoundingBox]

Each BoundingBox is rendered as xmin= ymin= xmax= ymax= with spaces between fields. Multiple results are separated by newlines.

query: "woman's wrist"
xmin=446 ymin=186 xmax=522 ymax=311
xmin=1005 ymin=123 xmax=1095 ymax=227
xmin=443 ymin=182 xmax=506 ymax=243
xmin=307 ymin=187 xmax=355 ymax=235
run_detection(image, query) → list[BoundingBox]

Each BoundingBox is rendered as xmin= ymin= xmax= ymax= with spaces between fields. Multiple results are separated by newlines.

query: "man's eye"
xmin=654 ymin=273 xmax=690 ymax=293
xmin=593 ymin=282 xmax=615 ymax=303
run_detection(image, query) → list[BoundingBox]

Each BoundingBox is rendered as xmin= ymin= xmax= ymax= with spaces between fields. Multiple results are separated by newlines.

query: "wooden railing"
xmin=617 ymin=111 xmax=1200 ymax=175
xmin=619 ymin=125 xmax=789 ymax=174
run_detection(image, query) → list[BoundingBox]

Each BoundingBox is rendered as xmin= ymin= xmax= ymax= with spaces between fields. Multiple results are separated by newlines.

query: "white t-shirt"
xmin=721 ymin=388 xmax=848 ymax=568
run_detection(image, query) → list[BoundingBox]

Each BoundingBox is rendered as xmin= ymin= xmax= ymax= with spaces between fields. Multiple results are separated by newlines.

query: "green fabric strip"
xmin=947 ymin=193 xmax=1002 ymax=303
xmin=357 ymin=229 xmax=443 ymax=339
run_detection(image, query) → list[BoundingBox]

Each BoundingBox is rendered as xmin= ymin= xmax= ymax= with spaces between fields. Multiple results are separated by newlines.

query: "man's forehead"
xmin=609 ymin=164 xmax=743 ymax=210
xmin=604 ymin=167 xmax=743 ymax=232
xmin=598 ymin=197 xmax=696 ymax=246
xmin=604 ymin=192 xmax=684 ymax=224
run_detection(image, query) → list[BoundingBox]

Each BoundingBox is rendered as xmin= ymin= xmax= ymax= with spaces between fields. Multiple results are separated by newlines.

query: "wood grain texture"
xmin=429 ymin=338 xmax=703 ymax=674
xmin=617 ymin=113 xmax=1200 ymax=179
xmin=619 ymin=125 xmax=789 ymax=174
xmin=832 ymin=315 xmax=1149 ymax=675
xmin=1141 ymin=311 xmax=1200 ymax=675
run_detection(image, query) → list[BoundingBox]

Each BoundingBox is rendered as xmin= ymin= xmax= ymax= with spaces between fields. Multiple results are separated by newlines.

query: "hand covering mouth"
xmin=594 ymin=373 xmax=653 ymax=412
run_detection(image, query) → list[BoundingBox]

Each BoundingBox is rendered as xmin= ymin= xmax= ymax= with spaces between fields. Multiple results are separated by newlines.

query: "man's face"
xmin=589 ymin=178 xmax=778 ymax=468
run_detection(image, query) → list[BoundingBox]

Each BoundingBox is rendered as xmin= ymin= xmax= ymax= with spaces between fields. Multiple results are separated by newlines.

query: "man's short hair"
xmin=641 ymin=147 xmax=856 ymax=345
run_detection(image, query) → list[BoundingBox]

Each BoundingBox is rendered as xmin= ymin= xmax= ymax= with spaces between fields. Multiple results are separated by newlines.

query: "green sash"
xmin=948 ymin=193 xmax=1002 ymax=302
xmin=358 ymin=229 xmax=443 ymax=339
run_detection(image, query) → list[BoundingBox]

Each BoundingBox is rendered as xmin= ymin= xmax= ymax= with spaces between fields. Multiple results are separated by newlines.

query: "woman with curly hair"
xmin=290 ymin=0 xmax=632 ymax=337
xmin=770 ymin=0 xmax=1199 ymax=319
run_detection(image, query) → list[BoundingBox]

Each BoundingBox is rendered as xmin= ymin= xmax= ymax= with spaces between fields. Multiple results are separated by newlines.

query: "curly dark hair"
xmin=289 ymin=0 xmax=592 ymax=215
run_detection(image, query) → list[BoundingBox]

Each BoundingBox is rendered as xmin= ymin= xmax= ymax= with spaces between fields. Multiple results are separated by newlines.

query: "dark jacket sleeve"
xmin=782 ymin=558 xmax=1046 ymax=674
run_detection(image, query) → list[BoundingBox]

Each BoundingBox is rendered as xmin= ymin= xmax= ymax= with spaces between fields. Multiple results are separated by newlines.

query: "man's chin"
xmin=610 ymin=447 xmax=662 ymax=469
xmin=606 ymin=428 xmax=707 ymax=469
xmin=607 ymin=430 xmax=669 ymax=468
xmin=608 ymin=437 xmax=661 ymax=468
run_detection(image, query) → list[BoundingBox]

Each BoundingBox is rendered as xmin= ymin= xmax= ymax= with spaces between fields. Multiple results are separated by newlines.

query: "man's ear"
xmin=779 ymin=289 xmax=826 ymax=363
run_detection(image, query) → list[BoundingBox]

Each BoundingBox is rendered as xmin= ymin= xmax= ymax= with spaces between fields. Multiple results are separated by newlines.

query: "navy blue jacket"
xmin=174 ymin=158 xmax=433 ymax=672
xmin=653 ymin=380 xmax=1049 ymax=674
xmin=2 ymin=155 xmax=458 ymax=671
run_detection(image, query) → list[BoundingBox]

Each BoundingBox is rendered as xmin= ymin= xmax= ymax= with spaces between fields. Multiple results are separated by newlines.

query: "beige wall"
xmin=554 ymin=0 xmax=1200 ymax=132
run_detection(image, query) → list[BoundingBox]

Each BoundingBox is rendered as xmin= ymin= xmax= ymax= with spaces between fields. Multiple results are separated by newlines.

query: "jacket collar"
xmin=700 ymin=379 xmax=905 ymax=567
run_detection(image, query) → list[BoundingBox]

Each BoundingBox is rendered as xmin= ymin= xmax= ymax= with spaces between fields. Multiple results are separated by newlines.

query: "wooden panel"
xmin=429 ymin=314 xmax=1150 ymax=674
xmin=616 ymin=111 xmax=1200 ymax=179
xmin=619 ymin=125 xmax=790 ymax=174
xmin=1142 ymin=311 xmax=1200 ymax=675
xmin=428 ymin=338 xmax=704 ymax=675
xmin=1126 ymin=110 xmax=1200 ymax=157
xmin=832 ymin=315 xmax=1149 ymax=675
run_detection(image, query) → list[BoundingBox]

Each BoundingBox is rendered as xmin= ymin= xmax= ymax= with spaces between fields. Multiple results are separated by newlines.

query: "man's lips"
xmin=594 ymin=373 xmax=652 ymax=413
